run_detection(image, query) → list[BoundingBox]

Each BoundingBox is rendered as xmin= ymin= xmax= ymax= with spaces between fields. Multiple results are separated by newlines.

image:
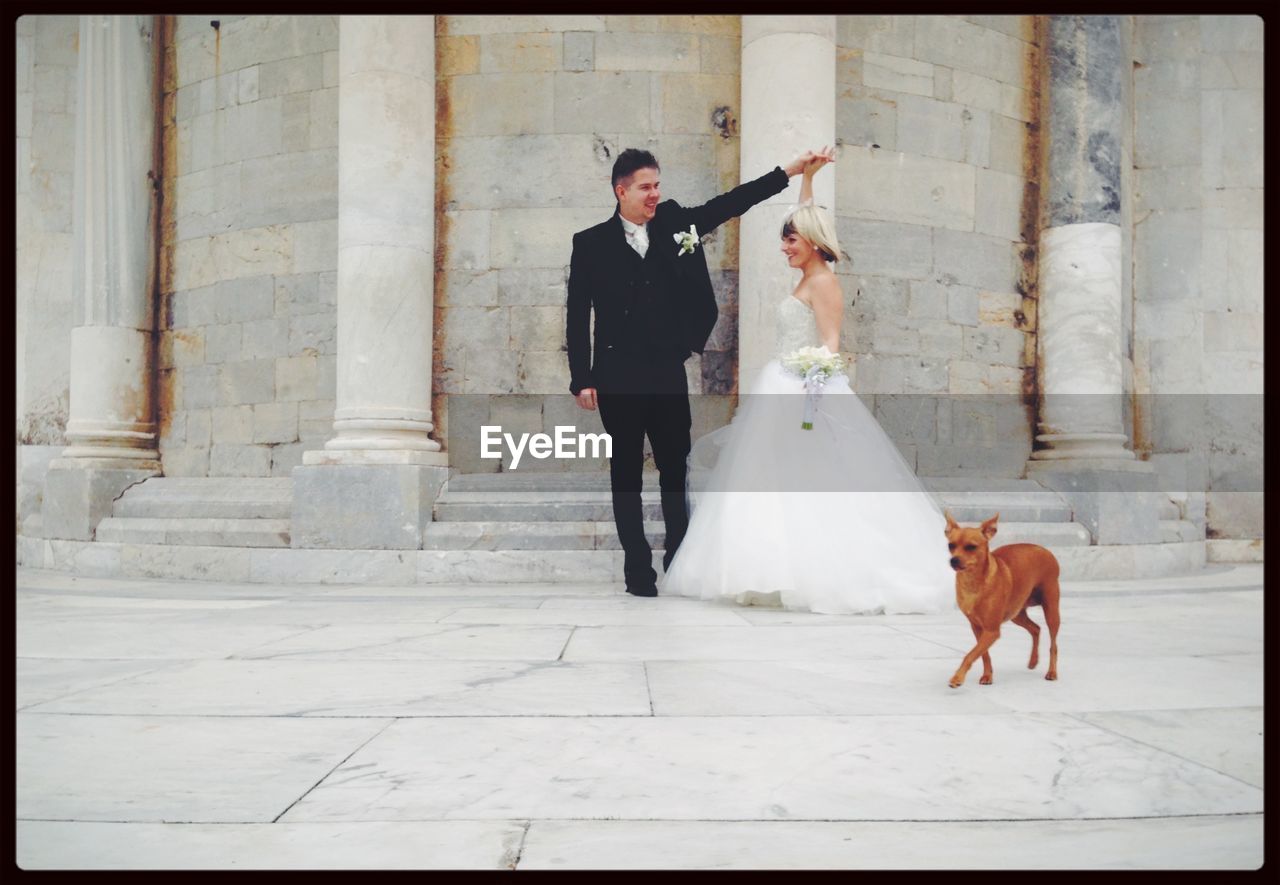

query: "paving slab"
xmin=437 ymin=606 xmax=751 ymax=626
xmin=281 ymin=714 xmax=1262 ymax=822
xmin=14 ymin=566 xmax=1265 ymax=869
xmin=16 ymin=821 xmax=525 ymax=870
xmin=17 ymin=713 xmax=390 ymax=822
xmin=517 ymin=817 xmax=1263 ymax=869
xmin=644 ymin=653 xmax=1263 ymax=716
xmin=26 ymin=659 xmax=650 ymax=718
xmin=563 ymin=624 xmax=961 ymax=662
xmin=16 ymin=618 xmax=324 ymax=660
xmin=234 ymin=623 xmax=573 ymax=662
xmin=1075 ymin=707 xmax=1264 ymax=788
xmin=16 ymin=659 xmax=178 ymax=711
xmin=890 ymin=617 xmax=1263 ymax=659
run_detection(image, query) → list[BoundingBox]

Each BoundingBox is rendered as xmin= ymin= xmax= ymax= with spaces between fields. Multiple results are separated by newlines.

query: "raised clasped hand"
xmin=803 ymin=145 xmax=836 ymax=177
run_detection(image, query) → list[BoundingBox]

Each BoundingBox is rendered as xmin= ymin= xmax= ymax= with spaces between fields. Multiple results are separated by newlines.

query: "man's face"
xmin=615 ymin=167 xmax=660 ymax=224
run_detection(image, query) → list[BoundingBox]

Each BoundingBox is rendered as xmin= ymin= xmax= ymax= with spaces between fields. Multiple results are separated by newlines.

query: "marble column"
xmin=1027 ymin=15 xmax=1158 ymax=544
xmin=293 ymin=16 xmax=447 ymax=549
xmin=43 ymin=15 xmax=162 ymax=541
xmin=739 ymin=16 xmax=836 ymax=385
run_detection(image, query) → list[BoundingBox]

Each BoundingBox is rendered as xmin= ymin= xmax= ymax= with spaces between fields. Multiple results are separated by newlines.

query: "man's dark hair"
xmin=611 ymin=148 xmax=660 ymax=192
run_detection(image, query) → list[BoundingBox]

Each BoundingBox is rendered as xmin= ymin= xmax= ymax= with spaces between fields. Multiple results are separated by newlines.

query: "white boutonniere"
xmin=673 ymin=224 xmax=699 ymax=256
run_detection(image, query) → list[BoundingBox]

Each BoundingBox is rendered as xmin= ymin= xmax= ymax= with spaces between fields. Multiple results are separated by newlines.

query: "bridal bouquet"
xmin=781 ymin=346 xmax=846 ymax=430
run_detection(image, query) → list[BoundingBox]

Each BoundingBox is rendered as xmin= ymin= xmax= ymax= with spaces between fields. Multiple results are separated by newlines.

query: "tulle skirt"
xmin=661 ymin=360 xmax=955 ymax=614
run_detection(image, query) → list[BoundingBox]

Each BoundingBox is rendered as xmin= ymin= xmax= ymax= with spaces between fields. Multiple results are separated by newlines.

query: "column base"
xmin=40 ymin=460 xmax=161 ymax=541
xmin=1026 ymin=458 xmax=1161 ymax=545
xmin=1029 ymin=432 xmax=1134 ymax=461
xmin=292 ymin=463 xmax=449 ymax=549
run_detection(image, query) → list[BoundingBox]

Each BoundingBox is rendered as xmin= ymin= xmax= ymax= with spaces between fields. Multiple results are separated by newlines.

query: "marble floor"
xmin=15 ymin=564 xmax=1264 ymax=870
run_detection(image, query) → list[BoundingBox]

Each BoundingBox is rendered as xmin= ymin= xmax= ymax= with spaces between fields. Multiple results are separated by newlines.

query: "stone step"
xmin=1159 ymin=497 xmax=1182 ymax=521
xmin=931 ymin=495 xmax=1072 ymax=523
xmin=423 ymin=519 xmax=1092 ymax=551
xmin=19 ymin=535 xmax=1213 ymax=583
xmin=417 ymin=530 xmax=1152 ymax=584
xmin=114 ymin=498 xmax=293 ymax=519
xmin=434 ymin=500 xmax=665 ymax=523
xmin=128 ymin=476 xmax=294 ymax=488
xmin=444 ymin=473 xmax=1057 ymax=495
xmin=443 ymin=472 xmax=653 ymax=493
xmin=95 ymin=517 xmax=291 ymax=548
xmin=424 ymin=520 xmax=664 ymax=551
xmin=1161 ymin=519 xmax=1204 ymax=543
xmin=433 ymin=495 xmax=1073 ymax=524
xmin=121 ymin=477 xmax=293 ymax=499
xmin=113 ymin=476 xmax=293 ymax=519
xmin=922 ymin=477 xmax=1068 ymax=494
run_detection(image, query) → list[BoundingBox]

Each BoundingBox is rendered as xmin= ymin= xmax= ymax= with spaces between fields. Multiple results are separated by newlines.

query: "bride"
xmin=661 ymin=150 xmax=955 ymax=614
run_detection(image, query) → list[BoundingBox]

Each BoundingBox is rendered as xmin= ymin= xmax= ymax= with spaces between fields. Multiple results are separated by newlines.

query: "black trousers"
xmin=596 ymin=361 xmax=692 ymax=590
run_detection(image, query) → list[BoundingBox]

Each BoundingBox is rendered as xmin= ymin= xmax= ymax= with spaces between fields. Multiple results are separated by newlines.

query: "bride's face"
xmin=780 ymin=232 xmax=815 ymax=268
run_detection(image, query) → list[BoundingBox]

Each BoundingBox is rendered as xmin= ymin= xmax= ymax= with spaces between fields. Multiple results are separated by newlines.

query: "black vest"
xmin=618 ymin=236 xmax=686 ymax=356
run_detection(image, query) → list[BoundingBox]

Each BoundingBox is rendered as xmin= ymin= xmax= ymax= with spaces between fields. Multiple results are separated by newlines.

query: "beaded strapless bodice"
xmin=775 ymin=296 xmax=815 ymax=357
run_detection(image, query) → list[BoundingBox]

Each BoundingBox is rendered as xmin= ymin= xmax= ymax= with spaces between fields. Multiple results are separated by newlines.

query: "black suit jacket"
xmin=566 ymin=166 xmax=790 ymax=395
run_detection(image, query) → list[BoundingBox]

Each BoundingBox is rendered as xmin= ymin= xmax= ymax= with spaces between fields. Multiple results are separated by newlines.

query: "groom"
xmin=567 ymin=148 xmax=819 ymax=596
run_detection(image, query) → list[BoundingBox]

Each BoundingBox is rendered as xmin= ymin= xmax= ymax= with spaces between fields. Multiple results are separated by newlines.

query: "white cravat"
xmin=620 ymin=215 xmax=649 ymax=258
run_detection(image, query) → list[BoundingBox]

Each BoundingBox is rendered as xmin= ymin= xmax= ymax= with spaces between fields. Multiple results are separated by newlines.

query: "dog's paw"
xmin=948 ymin=678 xmax=963 ymax=688
xmin=979 ymin=674 xmax=993 ymax=685
xmin=1045 ymin=672 xmax=1058 ymax=681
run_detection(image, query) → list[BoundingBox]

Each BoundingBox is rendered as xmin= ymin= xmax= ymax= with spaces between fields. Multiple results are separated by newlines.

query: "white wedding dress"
xmin=662 ymin=295 xmax=955 ymax=614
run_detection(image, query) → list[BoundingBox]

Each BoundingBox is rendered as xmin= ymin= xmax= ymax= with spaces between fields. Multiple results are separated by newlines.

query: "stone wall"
xmin=833 ymin=15 xmax=1038 ymax=477
xmin=157 ymin=15 xmax=340 ymax=477
xmin=1132 ymin=14 xmax=1263 ymax=540
xmin=435 ymin=14 xmax=742 ymax=472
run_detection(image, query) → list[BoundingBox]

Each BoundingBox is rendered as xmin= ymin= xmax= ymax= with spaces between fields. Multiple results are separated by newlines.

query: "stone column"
xmin=293 ymin=16 xmax=448 ymax=549
xmin=43 ymin=15 xmax=162 ymax=541
xmin=739 ymin=16 xmax=836 ymax=384
xmin=1027 ymin=15 xmax=1158 ymax=544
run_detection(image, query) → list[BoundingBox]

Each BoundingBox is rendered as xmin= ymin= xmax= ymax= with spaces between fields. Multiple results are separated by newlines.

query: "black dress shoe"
xmin=625 ymin=584 xmax=658 ymax=597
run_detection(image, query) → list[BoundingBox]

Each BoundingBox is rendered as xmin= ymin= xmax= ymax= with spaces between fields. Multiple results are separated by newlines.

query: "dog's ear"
xmin=943 ymin=510 xmax=959 ymax=533
xmin=981 ymin=513 xmax=999 ymax=539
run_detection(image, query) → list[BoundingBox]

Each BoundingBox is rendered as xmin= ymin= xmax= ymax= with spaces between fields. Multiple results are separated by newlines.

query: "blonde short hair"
xmin=780 ymin=204 xmax=840 ymax=264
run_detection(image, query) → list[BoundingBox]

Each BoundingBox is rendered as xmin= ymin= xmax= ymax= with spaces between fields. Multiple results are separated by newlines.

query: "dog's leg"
xmin=970 ymin=621 xmax=994 ymax=685
xmin=1012 ymin=608 xmax=1040 ymax=670
xmin=950 ymin=627 xmax=1000 ymax=688
xmin=1041 ymin=577 xmax=1060 ymax=681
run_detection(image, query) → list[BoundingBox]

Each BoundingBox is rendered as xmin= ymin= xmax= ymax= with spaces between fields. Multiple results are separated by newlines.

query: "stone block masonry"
xmin=160 ymin=16 xmax=339 ymax=477
xmin=833 ymin=15 xmax=1038 ymax=476
xmin=433 ymin=12 xmax=744 ymax=462
xmin=1130 ymin=15 xmax=1263 ymax=541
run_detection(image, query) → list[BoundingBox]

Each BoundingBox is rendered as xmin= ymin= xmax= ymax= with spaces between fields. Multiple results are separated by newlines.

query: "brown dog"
xmin=943 ymin=512 xmax=1060 ymax=688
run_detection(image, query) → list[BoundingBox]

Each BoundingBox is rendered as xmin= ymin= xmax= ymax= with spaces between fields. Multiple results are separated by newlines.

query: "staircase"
xmin=67 ymin=472 xmax=1203 ymax=584
xmin=416 ymin=473 xmax=1099 ymax=582
xmin=97 ymin=477 xmax=292 ymax=548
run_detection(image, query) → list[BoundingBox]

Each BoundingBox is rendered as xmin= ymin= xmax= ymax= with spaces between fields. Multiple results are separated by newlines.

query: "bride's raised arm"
xmin=798 ymin=145 xmax=834 ymax=205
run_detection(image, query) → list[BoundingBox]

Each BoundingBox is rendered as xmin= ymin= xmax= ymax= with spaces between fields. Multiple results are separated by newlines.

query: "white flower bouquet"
xmin=781 ymin=346 xmax=846 ymax=430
